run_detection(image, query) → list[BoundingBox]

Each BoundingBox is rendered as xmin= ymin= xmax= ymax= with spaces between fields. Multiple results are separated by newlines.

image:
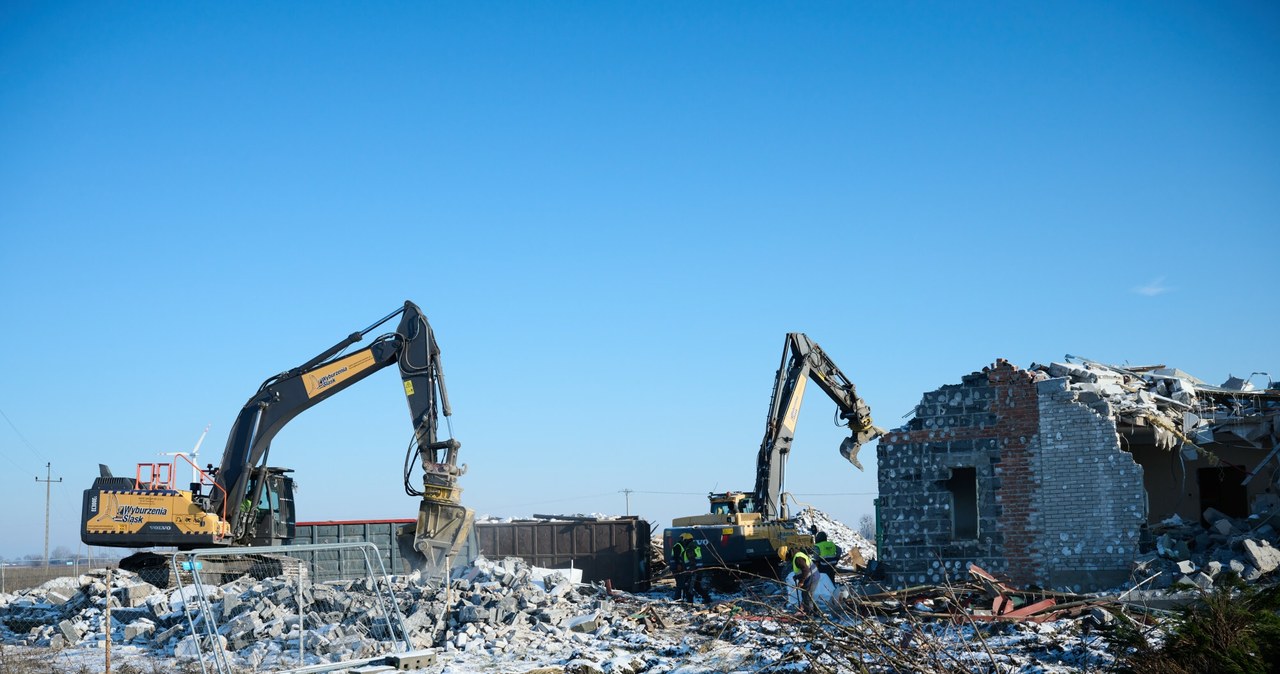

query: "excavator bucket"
xmin=397 ymin=496 xmax=476 ymax=581
xmin=839 ymin=424 xmax=886 ymax=470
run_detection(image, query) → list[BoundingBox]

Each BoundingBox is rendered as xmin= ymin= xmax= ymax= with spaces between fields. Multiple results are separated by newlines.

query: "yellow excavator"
xmin=81 ymin=300 xmax=473 ymax=581
xmin=664 ymin=333 xmax=883 ymax=578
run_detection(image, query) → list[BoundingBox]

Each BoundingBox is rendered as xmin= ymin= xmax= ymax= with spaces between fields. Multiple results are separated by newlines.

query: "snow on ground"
xmin=2 ymin=559 xmax=1129 ymax=673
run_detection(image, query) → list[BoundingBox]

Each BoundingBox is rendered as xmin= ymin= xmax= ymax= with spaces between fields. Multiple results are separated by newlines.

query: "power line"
xmin=490 ymin=490 xmax=619 ymax=510
xmin=790 ymin=492 xmax=879 ymax=496
xmin=0 ymin=443 xmax=37 ymax=475
xmin=0 ymin=407 xmax=47 ymax=461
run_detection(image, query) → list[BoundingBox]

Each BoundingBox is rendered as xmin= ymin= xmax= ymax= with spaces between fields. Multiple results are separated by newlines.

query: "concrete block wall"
xmin=877 ymin=367 xmax=1010 ymax=586
xmin=1033 ymin=378 xmax=1146 ymax=590
xmin=877 ymin=360 xmax=1148 ymax=591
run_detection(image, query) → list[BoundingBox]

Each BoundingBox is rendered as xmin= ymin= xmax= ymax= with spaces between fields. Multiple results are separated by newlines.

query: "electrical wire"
xmin=490 ymin=491 xmax=620 ymax=510
xmin=790 ymin=492 xmax=879 ymax=496
xmin=0 ymin=407 xmax=48 ymax=462
xmin=0 ymin=442 xmax=38 ymax=475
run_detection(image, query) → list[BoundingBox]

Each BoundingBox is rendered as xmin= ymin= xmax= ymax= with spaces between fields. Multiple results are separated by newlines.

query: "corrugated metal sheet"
xmin=290 ymin=517 xmax=651 ymax=591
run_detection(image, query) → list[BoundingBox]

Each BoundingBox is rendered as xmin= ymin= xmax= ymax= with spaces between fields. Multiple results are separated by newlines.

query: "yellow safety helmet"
xmin=680 ymin=533 xmax=693 ymax=541
xmin=777 ymin=545 xmax=789 ymax=560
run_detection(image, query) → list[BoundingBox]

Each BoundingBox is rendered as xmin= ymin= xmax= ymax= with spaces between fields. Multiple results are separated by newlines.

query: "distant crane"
xmin=160 ymin=424 xmax=211 ymax=487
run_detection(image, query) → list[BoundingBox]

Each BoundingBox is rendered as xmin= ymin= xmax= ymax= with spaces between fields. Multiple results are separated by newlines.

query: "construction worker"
xmin=782 ymin=546 xmax=820 ymax=614
xmin=670 ymin=533 xmax=712 ymax=604
xmin=814 ymin=531 xmax=841 ymax=576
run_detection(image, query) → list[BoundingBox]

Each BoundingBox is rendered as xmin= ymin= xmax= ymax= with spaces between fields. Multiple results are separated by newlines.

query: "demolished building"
xmin=876 ymin=357 xmax=1280 ymax=591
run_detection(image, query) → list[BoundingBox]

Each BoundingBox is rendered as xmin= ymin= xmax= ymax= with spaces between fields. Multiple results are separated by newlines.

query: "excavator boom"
xmin=753 ymin=333 xmax=883 ymax=519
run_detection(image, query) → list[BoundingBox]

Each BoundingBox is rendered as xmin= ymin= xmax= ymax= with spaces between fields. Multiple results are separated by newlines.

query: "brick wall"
xmin=876 ymin=360 xmax=1147 ymax=591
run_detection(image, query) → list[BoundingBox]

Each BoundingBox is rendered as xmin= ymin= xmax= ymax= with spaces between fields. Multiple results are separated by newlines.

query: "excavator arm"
xmin=752 ymin=333 xmax=883 ymax=519
xmin=211 ymin=301 xmax=469 ymax=568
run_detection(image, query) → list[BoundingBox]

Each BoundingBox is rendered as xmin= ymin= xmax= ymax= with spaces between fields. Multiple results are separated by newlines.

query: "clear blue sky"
xmin=1 ymin=2 xmax=1276 ymax=559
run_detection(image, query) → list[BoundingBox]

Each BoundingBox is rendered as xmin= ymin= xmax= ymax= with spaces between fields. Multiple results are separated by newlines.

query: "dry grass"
xmin=0 ymin=644 xmax=202 ymax=674
xmin=0 ymin=565 xmax=117 ymax=595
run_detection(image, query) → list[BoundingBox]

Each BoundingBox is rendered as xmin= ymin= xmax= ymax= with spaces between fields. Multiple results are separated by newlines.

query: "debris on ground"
xmin=1132 ymin=506 xmax=1280 ymax=590
xmin=4 ymin=509 xmax=1277 ymax=673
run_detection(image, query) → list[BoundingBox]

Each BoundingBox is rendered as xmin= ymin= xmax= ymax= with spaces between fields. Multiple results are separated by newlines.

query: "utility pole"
xmin=620 ymin=488 xmax=633 ymax=516
xmin=36 ymin=462 xmax=61 ymax=568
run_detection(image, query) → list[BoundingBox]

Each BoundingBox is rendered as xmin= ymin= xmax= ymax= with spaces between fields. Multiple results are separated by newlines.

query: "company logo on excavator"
xmin=112 ymin=504 xmax=169 ymax=524
xmin=313 ymin=366 xmax=349 ymax=391
xmin=303 ymin=351 xmax=378 ymax=398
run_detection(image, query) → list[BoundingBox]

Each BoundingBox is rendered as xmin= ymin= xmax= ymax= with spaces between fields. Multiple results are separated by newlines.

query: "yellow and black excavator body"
xmin=81 ymin=300 xmax=474 ymax=580
xmin=664 ymin=333 xmax=883 ymax=579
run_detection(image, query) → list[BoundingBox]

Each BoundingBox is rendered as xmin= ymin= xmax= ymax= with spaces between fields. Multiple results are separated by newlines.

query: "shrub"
xmin=1112 ymin=575 xmax=1280 ymax=674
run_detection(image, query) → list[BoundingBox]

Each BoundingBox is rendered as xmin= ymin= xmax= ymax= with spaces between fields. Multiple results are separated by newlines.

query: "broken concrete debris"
xmin=5 ymin=548 xmax=1146 ymax=673
xmin=1137 ymin=510 xmax=1280 ymax=588
xmin=0 ymin=556 xmax=680 ymax=672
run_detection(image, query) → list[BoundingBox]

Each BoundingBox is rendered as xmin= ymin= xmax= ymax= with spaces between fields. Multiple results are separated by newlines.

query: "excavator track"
xmin=121 ymin=551 xmax=306 ymax=589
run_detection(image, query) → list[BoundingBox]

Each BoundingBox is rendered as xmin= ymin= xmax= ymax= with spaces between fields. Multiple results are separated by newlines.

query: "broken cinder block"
xmin=1242 ymin=539 xmax=1280 ymax=576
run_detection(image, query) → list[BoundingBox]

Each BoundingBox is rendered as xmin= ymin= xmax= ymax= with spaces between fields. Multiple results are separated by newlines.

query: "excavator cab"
xmin=243 ymin=467 xmax=296 ymax=547
xmin=708 ymin=492 xmax=758 ymax=517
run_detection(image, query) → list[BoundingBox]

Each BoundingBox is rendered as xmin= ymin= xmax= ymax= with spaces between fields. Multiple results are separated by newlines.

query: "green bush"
xmin=1112 ymin=576 xmax=1280 ymax=674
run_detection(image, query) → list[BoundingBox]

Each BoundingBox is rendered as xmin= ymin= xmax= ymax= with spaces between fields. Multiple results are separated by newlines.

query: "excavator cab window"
xmin=257 ymin=483 xmax=280 ymax=512
xmin=243 ymin=471 xmax=296 ymax=546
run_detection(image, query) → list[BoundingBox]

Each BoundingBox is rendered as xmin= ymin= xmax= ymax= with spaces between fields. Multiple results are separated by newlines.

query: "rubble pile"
xmin=0 ymin=557 xmax=1176 ymax=673
xmin=1030 ymin=357 xmax=1279 ymax=452
xmin=790 ymin=506 xmax=876 ymax=563
xmin=1131 ymin=507 xmax=1280 ymax=590
xmin=0 ymin=557 xmax=689 ymax=672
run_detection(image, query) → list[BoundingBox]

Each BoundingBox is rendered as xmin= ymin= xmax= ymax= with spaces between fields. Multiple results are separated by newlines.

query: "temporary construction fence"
xmin=166 ymin=542 xmax=413 ymax=674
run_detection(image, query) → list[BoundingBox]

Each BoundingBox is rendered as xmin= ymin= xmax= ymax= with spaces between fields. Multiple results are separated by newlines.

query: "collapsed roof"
xmin=1029 ymin=356 xmax=1279 ymax=469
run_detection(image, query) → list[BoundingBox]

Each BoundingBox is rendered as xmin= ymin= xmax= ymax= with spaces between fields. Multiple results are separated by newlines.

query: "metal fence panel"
xmin=169 ymin=542 xmax=410 ymax=674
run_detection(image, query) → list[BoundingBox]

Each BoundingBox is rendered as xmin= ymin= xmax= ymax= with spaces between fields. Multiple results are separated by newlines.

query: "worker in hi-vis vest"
xmin=671 ymin=533 xmax=712 ymax=604
xmin=781 ymin=546 xmax=820 ymax=614
xmin=815 ymin=531 xmax=842 ymax=576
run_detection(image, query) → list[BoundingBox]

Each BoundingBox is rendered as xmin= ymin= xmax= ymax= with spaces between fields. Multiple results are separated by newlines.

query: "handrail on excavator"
xmin=133 ymin=463 xmax=173 ymax=490
xmin=134 ymin=455 xmax=229 ymax=534
xmin=171 ymin=452 xmax=229 ymax=535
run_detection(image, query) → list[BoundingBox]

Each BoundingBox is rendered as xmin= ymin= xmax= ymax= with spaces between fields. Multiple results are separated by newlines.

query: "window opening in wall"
xmin=1197 ymin=466 xmax=1248 ymax=521
xmin=945 ymin=467 xmax=978 ymax=539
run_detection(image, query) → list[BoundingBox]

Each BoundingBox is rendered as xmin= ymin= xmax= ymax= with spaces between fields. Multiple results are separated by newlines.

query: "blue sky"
xmin=1 ymin=2 xmax=1276 ymax=559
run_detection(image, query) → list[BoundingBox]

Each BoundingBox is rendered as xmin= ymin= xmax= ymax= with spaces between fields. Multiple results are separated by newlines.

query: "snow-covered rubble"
xmin=791 ymin=506 xmax=876 ymax=562
xmin=0 ymin=555 xmax=1164 ymax=673
xmin=0 ymin=556 xmax=664 ymax=672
